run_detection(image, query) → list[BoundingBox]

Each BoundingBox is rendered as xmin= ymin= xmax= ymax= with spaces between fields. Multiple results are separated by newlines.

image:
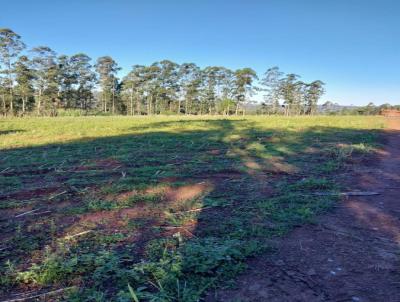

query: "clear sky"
xmin=1 ymin=0 xmax=399 ymax=105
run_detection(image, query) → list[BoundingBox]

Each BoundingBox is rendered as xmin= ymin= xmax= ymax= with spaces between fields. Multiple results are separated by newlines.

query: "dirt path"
xmin=207 ymin=119 xmax=400 ymax=302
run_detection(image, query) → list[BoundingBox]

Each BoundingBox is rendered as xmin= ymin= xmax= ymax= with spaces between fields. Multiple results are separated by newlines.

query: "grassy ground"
xmin=0 ymin=116 xmax=384 ymax=301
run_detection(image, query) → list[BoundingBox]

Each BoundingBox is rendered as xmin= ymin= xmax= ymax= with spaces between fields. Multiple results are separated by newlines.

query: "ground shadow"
xmin=0 ymin=129 xmax=25 ymax=136
xmin=0 ymin=119 xmax=385 ymax=301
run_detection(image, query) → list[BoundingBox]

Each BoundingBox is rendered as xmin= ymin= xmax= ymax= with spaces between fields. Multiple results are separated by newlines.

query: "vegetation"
xmin=320 ymin=101 xmax=400 ymax=116
xmin=0 ymin=28 xmax=326 ymax=117
xmin=0 ymin=115 xmax=384 ymax=301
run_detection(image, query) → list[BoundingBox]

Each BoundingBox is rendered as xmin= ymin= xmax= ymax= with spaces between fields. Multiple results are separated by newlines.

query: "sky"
xmin=1 ymin=0 xmax=399 ymax=105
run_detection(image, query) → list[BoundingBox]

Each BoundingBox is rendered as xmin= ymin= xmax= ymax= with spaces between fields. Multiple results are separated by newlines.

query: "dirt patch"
xmin=0 ymin=186 xmax=61 ymax=201
xmin=207 ymin=118 xmax=400 ymax=302
xmin=207 ymin=149 xmax=222 ymax=155
xmin=195 ymin=169 xmax=244 ymax=180
xmin=113 ymin=182 xmax=212 ymax=203
xmin=73 ymin=158 xmax=122 ymax=171
xmin=163 ymin=182 xmax=211 ymax=202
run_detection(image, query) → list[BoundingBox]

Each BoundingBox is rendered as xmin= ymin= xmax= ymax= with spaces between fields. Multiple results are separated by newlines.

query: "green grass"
xmin=0 ymin=115 xmax=384 ymax=301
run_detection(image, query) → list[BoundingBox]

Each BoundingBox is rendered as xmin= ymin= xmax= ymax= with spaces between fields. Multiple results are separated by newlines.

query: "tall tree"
xmin=95 ymin=56 xmax=120 ymax=113
xmin=142 ymin=64 xmax=161 ymax=115
xmin=157 ymin=60 xmax=179 ymax=113
xmin=57 ymin=54 xmax=75 ymax=108
xmin=179 ymin=63 xmax=202 ymax=115
xmin=70 ymin=53 xmax=96 ymax=110
xmin=280 ymin=73 xmax=301 ymax=115
xmin=233 ymin=68 xmax=258 ymax=115
xmin=0 ymin=28 xmax=25 ymax=114
xmin=30 ymin=46 xmax=59 ymax=115
xmin=122 ymin=65 xmax=146 ymax=115
xmin=261 ymin=67 xmax=284 ymax=114
xmin=13 ymin=55 xmax=34 ymax=114
xmin=304 ymin=80 xmax=325 ymax=115
xmin=202 ymin=66 xmax=230 ymax=115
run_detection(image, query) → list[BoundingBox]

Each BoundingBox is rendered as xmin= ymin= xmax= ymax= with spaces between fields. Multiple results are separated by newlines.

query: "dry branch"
xmin=313 ymin=191 xmax=380 ymax=197
xmin=0 ymin=287 xmax=75 ymax=302
xmin=48 ymin=190 xmax=67 ymax=200
xmin=15 ymin=209 xmax=39 ymax=218
xmin=63 ymin=230 xmax=93 ymax=240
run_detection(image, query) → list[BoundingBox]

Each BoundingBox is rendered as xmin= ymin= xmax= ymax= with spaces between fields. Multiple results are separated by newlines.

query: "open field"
xmin=0 ymin=116 xmax=385 ymax=301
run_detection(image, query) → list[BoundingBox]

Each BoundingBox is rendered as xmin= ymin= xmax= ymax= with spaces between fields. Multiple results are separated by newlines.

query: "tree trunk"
xmin=1 ymin=94 xmax=5 ymax=115
xmin=130 ymin=89 xmax=134 ymax=116
xmin=235 ymin=103 xmax=239 ymax=115
xmin=136 ymin=94 xmax=140 ymax=115
xmin=37 ymin=89 xmax=42 ymax=115
xmin=22 ymin=96 xmax=26 ymax=114
xmin=112 ymin=90 xmax=115 ymax=114
xmin=8 ymin=61 xmax=13 ymax=115
xmin=147 ymin=95 xmax=151 ymax=115
xmin=178 ymin=99 xmax=181 ymax=114
xmin=9 ymin=92 xmax=13 ymax=115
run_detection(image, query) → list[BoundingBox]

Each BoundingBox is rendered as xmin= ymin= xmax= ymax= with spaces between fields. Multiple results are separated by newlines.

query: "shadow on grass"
xmin=0 ymin=119 xmax=383 ymax=301
xmin=0 ymin=129 xmax=25 ymax=136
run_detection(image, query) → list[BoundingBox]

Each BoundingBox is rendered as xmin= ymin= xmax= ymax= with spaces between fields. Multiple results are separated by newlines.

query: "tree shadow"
xmin=0 ymin=119 xmax=386 ymax=300
xmin=0 ymin=129 xmax=25 ymax=136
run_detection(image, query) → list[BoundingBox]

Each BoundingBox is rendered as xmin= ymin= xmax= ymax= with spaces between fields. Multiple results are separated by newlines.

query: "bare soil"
xmin=207 ymin=118 xmax=400 ymax=302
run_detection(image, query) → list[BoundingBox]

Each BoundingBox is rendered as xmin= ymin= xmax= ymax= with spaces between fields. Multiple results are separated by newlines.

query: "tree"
xmin=233 ymin=68 xmax=258 ymax=115
xmin=178 ymin=63 xmax=201 ymax=114
xmin=201 ymin=66 xmax=232 ymax=115
xmin=364 ymin=102 xmax=378 ymax=115
xmin=0 ymin=28 xmax=26 ymax=114
xmin=30 ymin=46 xmax=59 ymax=115
xmin=122 ymin=65 xmax=147 ymax=115
xmin=95 ymin=56 xmax=120 ymax=113
xmin=13 ymin=55 xmax=34 ymax=114
xmin=0 ymin=77 xmax=6 ymax=115
xmin=70 ymin=53 xmax=96 ymax=110
xmin=279 ymin=73 xmax=302 ymax=115
xmin=57 ymin=54 xmax=75 ymax=108
xmin=304 ymin=80 xmax=325 ymax=115
xmin=261 ymin=67 xmax=284 ymax=114
xmin=142 ymin=64 xmax=161 ymax=115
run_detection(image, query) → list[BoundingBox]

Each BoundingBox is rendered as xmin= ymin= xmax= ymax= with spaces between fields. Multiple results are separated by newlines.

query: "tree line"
xmin=320 ymin=101 xmax=400 ymax=116
xmin=0 ymin=28 xmax=325 ymax=116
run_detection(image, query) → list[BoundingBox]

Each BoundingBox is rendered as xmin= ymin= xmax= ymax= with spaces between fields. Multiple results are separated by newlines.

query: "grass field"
xmin=0 ymin=116 xmax=384 ymax=301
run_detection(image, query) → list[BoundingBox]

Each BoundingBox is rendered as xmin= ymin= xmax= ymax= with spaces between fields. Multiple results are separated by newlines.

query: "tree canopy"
xmin=0 ymin=28 xmax=328 ymax=116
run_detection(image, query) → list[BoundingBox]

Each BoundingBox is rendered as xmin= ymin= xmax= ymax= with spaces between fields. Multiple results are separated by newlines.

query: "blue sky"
xmin=1 ymin=0 xmax=399 ymax=105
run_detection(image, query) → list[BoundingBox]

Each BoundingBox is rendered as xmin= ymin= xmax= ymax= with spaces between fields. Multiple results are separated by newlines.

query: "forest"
xmin=0 ymin=28 xmax=326 ymax=117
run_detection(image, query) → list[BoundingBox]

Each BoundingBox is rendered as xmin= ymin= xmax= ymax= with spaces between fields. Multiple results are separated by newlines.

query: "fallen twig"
xmin=0 ymin=286 xmax=76 ymax=302
xmin=341 ymin=191 xmax=380 ymax=196
xmin=48 ymin=190 xmax=67 ymax=200
xmin=176 ymin=206 xmax=212 ymax=213
xmin=160 ymin=226 xmax=197 ymax=237
xmin=63 ymin=230 xmax=93 ymax=240
xmin=0 ymin=167 xmax=11 ymax=174
xmin=313 ymin=191 xmax=380 ymax=197
xmin=30 ymin=210 xmax=52 ymax=216
xmin=15 ymin=209 xmax=40 ymax=218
